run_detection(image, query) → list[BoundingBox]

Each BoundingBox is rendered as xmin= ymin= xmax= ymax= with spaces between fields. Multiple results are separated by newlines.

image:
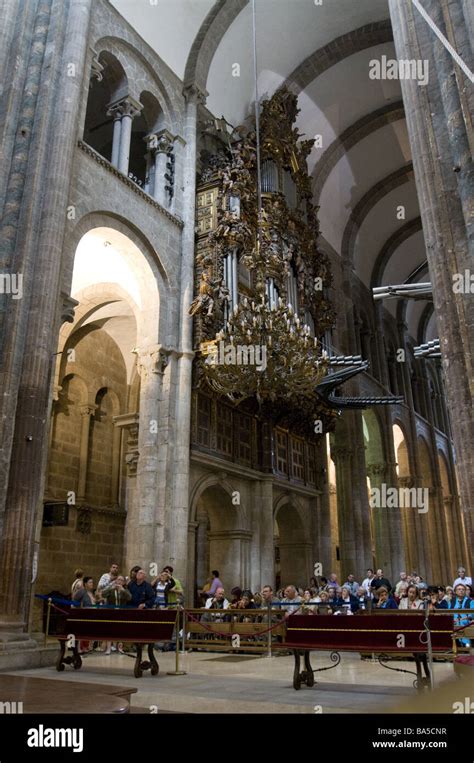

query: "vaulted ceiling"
xmin=111 ymin=0 xmax=433 ymax=343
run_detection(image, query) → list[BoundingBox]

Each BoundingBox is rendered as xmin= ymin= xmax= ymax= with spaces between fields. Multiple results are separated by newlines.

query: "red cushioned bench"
xmin=280 ymin=611 xmax=456 ymax=691
xmin=56 ymin=607 xmax=176 ymax=678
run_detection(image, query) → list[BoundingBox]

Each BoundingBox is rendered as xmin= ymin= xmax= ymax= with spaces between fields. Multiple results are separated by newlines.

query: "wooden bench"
xmin=279 ymin=611 xmax=457 ymax=691
xmin=56 ymin=607 xmax=176 ymax=678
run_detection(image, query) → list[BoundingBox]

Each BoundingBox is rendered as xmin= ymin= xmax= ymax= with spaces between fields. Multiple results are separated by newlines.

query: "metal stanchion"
xmin=166 ymin=607 xmax=186 ymax=676
xmin=44 ymin=598 xmax=52 ymax=647
xmin=267 ymin=605 xmax=272 ymax=658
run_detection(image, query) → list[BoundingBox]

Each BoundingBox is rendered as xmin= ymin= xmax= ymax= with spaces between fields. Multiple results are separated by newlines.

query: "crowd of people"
xmin=67 ymin=564 xmax=473 ymax=651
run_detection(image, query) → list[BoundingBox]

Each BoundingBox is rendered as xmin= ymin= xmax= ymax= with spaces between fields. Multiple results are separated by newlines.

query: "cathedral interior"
xmin=0 ymin=0 xmax=472 ymax=725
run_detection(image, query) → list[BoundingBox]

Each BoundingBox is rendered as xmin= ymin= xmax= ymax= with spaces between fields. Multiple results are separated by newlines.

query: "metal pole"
xmin=425 ymin=600 xmax=434 ymax=690
xmin=44 ymin=597 xmax=52 ymax=647
xmin=166 ymin=607 xmax=186 ymax=676
xmin=267 ymin=604 xmax=272 ymax=658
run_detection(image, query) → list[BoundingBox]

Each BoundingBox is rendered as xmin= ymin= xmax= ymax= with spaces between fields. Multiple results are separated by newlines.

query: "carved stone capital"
xmin=79 ymin=403 xmax=97 ymax=418
xmin=366 ymin=461 xmax=387 ymax=478
xmin=147 ymin=129 xmax=174 ymax=154
xmin=90 ymin=48 xmax=104 ymax=82
xmin=107 ymin=95 xmax=143 ymax=121
xmin=331 ymin=446 xmax=352 ymax=464
xmin=60 ymin=293 xmax=79 ymax=325
xmin=182 ymin=82 xmax=208 ymax=105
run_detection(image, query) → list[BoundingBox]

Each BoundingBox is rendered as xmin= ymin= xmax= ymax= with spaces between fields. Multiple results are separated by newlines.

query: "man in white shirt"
xmin=204 ymin=587 xmax=230 ymax=610
xmin=97 ymin=563 xmax=119 ymax=591
xmin=453 ymin=567 xmax=472 ymax=588
xmin=361 ymin=568 xmax=375 ymax=595
xmin=395 ymin=572 xmax=408 ymax=596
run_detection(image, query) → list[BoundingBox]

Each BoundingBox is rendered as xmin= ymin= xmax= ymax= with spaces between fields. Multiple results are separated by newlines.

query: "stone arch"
xmin=94 ymin=37 xmax=177 ymax=128
xmin=313 ymin=102 xmax=405 ymax=201
xmin=273 ymin=494 xmax=310 ymax=591
xmin=371 ymin=217 xmax=423 ymax=289
xmin=184 ymin=0 xmax=249 ymax=91
xmin=83 ymin=51 xmax=128 ymax=161
xmin=191 ymin=479 xmax=249 ymax=596
xmin=341 ymin=163 xmax=414 ymax=263
xmin=284 ymin=20 xmax=393 ymax=93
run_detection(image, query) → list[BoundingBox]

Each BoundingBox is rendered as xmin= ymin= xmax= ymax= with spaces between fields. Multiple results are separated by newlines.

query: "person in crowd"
xmin=253 ymin=592 xmax=263 ymax=607
xmin=446 ymin=583 xmax=474 ymax=645
xmin=427 ymin=586 xmax=448 ymax=610
xmin=73 ymin=576 xmax=97 ymax=608
xmin=453 ymin=567 xmax=472 ymax=588
xmin=100 ymin=575 xmax=131 ymax=654
xmin=335 ymin=585 xmax=359 ymax=613
xmin=308 ymin=576 xmax=318 ymax=589
xmin=72 ymin=576 xmax=97 ymax=654
xmin=464 ymin=584 xmax=472 ymax=599
xmin=128 ymin=565 xmax=141 ymax=585
xmin=199 ymin=570 xmax=223 ymax=600
xmin=161 ymin=565 xmax=184 ymax=606
xmin=374 ymin=586 xmax=398 ymax=609
xmin=327 ymin=586 xmax=337 ymax=606
xmin=97 ymin=562 xmax=119 ymax=593
xmin=326 ymin=573 xmax=339 ymax=589
xmin=301 ymin=588 xmax=318 ymax=614
xmin=444 ymin=585 xmax=454 ymax=603
xmin=317 ymin=590 xmax=333 ymax=614
xmin=127 ymin=569 xmax=155 ymax=608
xmin=395 ymin=572 xmax=408 ymax=596
xmin=101 ymin=575 xmax=131 ymax=608
xmin=202 ymin=587 xmax=230 ymax=623
xmin=260 ymin=585 xmax=279 ymax=608
xmin=371 ymin=568 xmax=392 ymax=595
xmin=414 ymin=575 xmax=428 ymax=591
xmin=152 ymin=569 xmax=176 ymax=609
xmin=343 ymin=574 xmax=359 ymax=595
xmin=229 ymin=587 xmax=243 ymax=608
xmin=71 ymin=569 xmax=84 ymax=597
xmin=356 ymin=586 xmax=371 ymax=611
xmin=280 ymin=585 xmax=303 ymax=616
xmin=399 ymin=584 xmax=423 ymax=609
xmin=361 ymin=569 xmax=375 ymax=595
xmin=319 ymin=576 xmax=328 ymax=590
xmin=235 ymin=590 xmax=256 ymax=622
xmin=394 ymin=582 xmax=408 ymax=605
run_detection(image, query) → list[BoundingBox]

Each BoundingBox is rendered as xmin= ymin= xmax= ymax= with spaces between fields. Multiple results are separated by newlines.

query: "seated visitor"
xmin=374 ymin=586 xmax=398 ymax=609
xmin=127 ymin=569 xmax=155 ymax=608
xmin=326 ymin=573 xmax=339 ymax=589
xmin=334 ymin=585 xmax=359 ymax=613
xmin=446 ymin=583 xmax=474 ymax=646
xmin=398 ymin=584 xmax=423 ymax=609
xmin=356 ymin=586 xmax=371 ymax=610
xmin=279 ymin=585 xmax=303 ymax=616
xmin=229 ymin=587 xmax=243 ymax=608
xmin=395 ymin=572 xmax=408 ymax=596
xmin=395 ymin=582 xmax=408 ymax=604
xmin=316 ymin=590 xmax=333 ymax=614
xmin=427 ymin=586 xmax=448 ymax=610
xmin=301 ymin=588 xmax=318 ymax=613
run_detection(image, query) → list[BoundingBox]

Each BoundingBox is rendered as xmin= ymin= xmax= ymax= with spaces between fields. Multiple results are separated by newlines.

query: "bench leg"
xmin=304 ymin=651 xmax=315 ymax=687
xmin=293 ymin=650 xmax=302 ymax=690
xmin=134 ymin=644 xmax=144 ymax=678
xmin=57 ymin=641 xmax=82 ymax=672
xmin=414 ymin=654 xmax=431 ymax=692
xmin=148 ymin=643 xmax=159 ymax=675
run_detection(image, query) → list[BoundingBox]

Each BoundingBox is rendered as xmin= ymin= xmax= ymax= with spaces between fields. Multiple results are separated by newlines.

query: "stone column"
xmin=366 ymin=462 xmax=390 ymax=570
xmin=331 ymin=446 xmax=357 ymax=577
xmin=107 ymin=96 xmax=142 ymax=175
xmin=0 ymin=0 xmax=93 ymax=629
xmin=125 ymin=346 xmax=163 ymax=574
xmin=77 ymin=404 xmax=96 ymax=502
xmin=113 ymin=413 xmax=139 ymax=523
xmin=167 ymin=84 xmax=206 ymax=575
xmin=147 ymin=130 xmax=174 ymax=207
xmin=389 ymin=0 xmax=473 ymax=559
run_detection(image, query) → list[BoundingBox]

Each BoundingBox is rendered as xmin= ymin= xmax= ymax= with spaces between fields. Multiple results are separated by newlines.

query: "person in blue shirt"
xmin=334 ymin=585 xmax=359 ymax=613
xmin=374 ymin=586 xmax=398 ymax=609
xmin=127 ymin=568 xmax=155 ymax=608
xmin=447 ymin=583 xmax=474 ymax=646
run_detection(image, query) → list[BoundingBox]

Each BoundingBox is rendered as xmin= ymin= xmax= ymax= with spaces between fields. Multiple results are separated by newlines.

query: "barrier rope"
xmin=185 ymin=605 xmax=302 ymax=638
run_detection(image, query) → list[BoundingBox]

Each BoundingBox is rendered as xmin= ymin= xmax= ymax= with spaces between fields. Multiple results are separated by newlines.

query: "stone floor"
xmin=2 ymin=648 xmax=461 ymax=714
